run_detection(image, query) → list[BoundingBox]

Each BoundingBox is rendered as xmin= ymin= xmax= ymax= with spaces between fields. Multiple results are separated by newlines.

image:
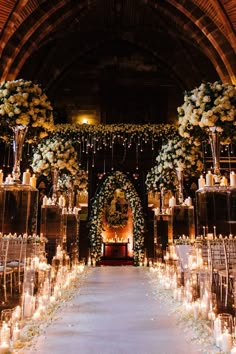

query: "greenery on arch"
xmin=88 ymin=171 xmax=145 ymax=266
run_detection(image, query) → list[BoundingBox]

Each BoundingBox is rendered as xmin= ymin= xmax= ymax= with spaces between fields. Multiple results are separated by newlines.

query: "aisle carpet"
xmin=21 ymin=267 xmax=206 ymax=354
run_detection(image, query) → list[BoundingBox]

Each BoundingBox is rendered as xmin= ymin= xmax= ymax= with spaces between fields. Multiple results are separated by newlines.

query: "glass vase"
xmin=208 ymin=126 xmax=221 ymax=183
xmin=51 ymin=168 xmax=59 ymax=204
xmin=175 ymin=168 xmax=184 ymax=204
xmin=11 ymin=125 xmax=28 ymax=183
xmin=160 ymin=187 xmax=165 ymax=213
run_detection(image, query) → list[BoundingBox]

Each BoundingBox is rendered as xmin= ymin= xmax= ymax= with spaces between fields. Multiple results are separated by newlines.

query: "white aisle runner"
xmin=23 ymin=267 xmax=205 ymax=354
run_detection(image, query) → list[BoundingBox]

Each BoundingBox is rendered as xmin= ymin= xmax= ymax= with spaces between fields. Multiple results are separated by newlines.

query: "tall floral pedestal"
xmin=40 ymin=205 xmax=66 ymax=263
xmin=196 ymin=186 xmax=236 ymax=236
xmin=154 ymin=213 xmax=170 ymax=252
xmin=65 ymin=212 xmax=80 ymax=263
xmin=0 ymin=183 xmax=38 ymax=235
xmin=168 ymin=206 xmax=195 ymax=242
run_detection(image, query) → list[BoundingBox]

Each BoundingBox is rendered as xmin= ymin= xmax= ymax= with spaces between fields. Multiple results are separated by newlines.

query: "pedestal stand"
xmin=196 ymin=186 xmax=236 ymax=236
xmin=0 ymin=183 xmax=38 ymax=235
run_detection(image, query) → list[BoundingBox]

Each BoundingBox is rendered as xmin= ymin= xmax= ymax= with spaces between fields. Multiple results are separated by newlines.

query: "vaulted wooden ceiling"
xmin=0 ymin=0 xmax=235 ymax=124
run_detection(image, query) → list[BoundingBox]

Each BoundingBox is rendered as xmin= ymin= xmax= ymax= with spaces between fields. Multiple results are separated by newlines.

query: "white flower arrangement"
xmin=89 ymin=171 xmax=144 ymax=265
xmin=0 ymin=79 xmax=54 ymax=141
xmin=58 ymin=170 xmax=88 ymax=192
xmin=177 ymin=81 xmax=236 ymax=144
xmin=146 ymin=133 xmax=203 ymax=192
xmin=31 ymin=135 xmax=79 ymax=176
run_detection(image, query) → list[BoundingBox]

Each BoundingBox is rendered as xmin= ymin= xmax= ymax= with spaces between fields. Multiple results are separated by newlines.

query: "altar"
xmin=103 ymin=242 xmax=128 ymax=259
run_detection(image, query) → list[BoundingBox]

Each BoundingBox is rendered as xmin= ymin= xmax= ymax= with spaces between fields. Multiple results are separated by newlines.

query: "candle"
xmin=5 ymin=174 xmax=11 ymax=184
xmin=198 ymin=175 xmax=205 ymax=188
xmin=58 ymin=195 xmax=66 ymax=207
xmin=186 ymin=196 xmax=192 ymax=206
xmin=193 ymin=301 xmax=200 ymax=320
xmin=207 ymin=233 xmax=214 ymax=240
xmin=23 ymin=293 xmax=34 ymax=318
xmin=32 ymin=310 xmax=41 ymax=321
xmin=208 ymin=310 xmax=216 ymax=321
xmin=0 ymin=169 xmax=3 ymax=184
xmin=0 ymin=322 xmax=10 ymax=345
xmin=169 ymin=196 xmax=176 ymax=207
xmin=22 ymin=169 xmax=31 ymax=184
xmin=42 ymin=195 xmax=48 ymax=206
xmin=206 ymin=171 xmax=214 ymax=186
xmin=220 ymin=176 xmax=228 ymax=186
xmin=30 ymin=174 xmax=37 ymax=188
xmin=0 ymin=343 xmax=9 ymax=354
xmin=230 ymin=172 xmax=236 ymax=187
xmin=50 ymin=295 xmax=56 ymax=303
xmin=221 ymin=330 xmax=232 ymax=353
xmin=12 ymin=323 xmax=21 ymax=342
xmin=213 ymin=225 xmax=216 ymax=238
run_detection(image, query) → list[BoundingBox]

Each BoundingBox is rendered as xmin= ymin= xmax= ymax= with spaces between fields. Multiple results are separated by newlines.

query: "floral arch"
xmin=89 ymin=171 xmax=145 ymax=266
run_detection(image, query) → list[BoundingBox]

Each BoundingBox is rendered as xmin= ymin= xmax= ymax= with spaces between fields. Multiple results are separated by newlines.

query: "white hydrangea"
xmin=31 ymin=136 xmax=79 ymax=176
xmin=178 ymin=81 xmax=236 ymax=144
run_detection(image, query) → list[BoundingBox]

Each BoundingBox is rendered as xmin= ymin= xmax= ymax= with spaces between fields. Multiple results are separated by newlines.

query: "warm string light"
xmin=2 ymin=145 xmax=7 ymax=168
xmin=202 ymin=141 xmax=206 ymax=174
xmin=111 ymin=142 xmax=114 ymax=171
xmin=7 ymin=145 xmax=11 ymax=168
xmin=228 ymin=144 xmax=232 ymax=173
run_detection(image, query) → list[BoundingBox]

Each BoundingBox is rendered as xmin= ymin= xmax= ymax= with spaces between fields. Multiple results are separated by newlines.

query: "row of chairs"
xmin=0 ymin=238 xmax=45 ymax=302
xmin=202 ymin=239 xmax=236 ymax=308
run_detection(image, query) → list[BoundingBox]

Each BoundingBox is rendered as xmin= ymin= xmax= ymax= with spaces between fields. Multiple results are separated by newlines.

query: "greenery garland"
xmin=89 ymin=171 xmax=145 ymax=265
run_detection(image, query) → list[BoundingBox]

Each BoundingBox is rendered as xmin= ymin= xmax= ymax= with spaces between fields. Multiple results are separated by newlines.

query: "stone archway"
xmin=89 ymin=171 xmax=145 ymax=265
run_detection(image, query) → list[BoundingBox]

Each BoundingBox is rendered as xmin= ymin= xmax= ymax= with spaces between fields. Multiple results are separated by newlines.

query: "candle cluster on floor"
xmin=148 ymin=253 xmax=236 ymax=354
xmin=0 ymin=251 xmax=86 ymax=353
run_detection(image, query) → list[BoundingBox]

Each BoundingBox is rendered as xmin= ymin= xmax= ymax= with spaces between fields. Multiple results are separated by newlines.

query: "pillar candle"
xmin=221 ymin=330 xmax=232 ymax=353
xmin=0 ymin=323 xmax=10 ymax=346
xmin=198 ymin=175 xmax=205 ymax=188
xmin=169 ymin=196 xmax=176 ymax=207
xmin=220 ymin=176 xmax=228 ymax=186
xmin=206 ymin=171 xmax=214 ymax=186
xmin=230 ymin=172 xmax=236 ymax=187
xmin=0 ymin=169 xmax=3 ymax=184
xmin=23 ymin=293 xmax=33 ymax=318
xmin=0 ymin=343 xmax=9 ymax=354
xmin=22 ymin=169 xmax=31 ymax=184
xmin=5 ymin=174 xmax=11 ymax=184
xmin=186 ymin=196 xmax=192 ymax=206
xmin=12 ymin=323 xmax=20 ymax=342
xmin=42 ymin=195 xmax=48 ymax=206
xmin=58 ymin=195 xmax=66 ymax=207
xmin=30 ymin=174 xmax=37 ymax=188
